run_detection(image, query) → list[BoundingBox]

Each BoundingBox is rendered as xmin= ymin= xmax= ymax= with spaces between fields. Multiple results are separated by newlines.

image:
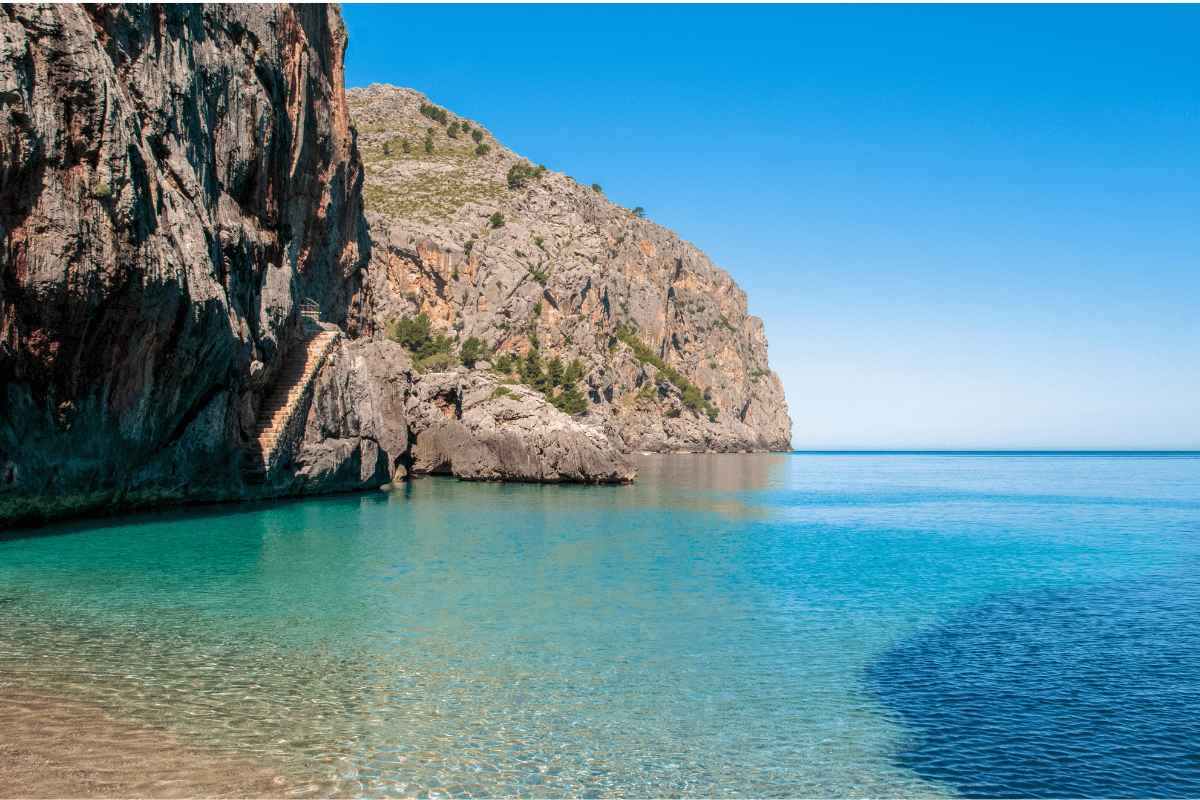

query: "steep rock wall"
xmin=0 ymin=3 xmax=370 ymax=523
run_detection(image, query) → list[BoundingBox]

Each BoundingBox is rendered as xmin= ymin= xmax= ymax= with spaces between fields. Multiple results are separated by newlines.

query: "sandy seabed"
xmin=0 ymin=684 xmax=290 ymax=799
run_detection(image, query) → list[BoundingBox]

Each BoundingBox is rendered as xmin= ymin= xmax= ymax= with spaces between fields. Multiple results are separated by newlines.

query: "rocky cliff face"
xmin=0 ymin=7 xmax=789 ymax=527
xmin=0 ymin=3 xmax=371 ymax=522
xmin=349 ymin=85 xmax=792 ymax=454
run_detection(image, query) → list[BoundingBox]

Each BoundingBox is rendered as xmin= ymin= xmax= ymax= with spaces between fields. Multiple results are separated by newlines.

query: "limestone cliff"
xmin=349 ymin=85 xmax=793 ymax=453
xmin=0 ymin=3 xmax=371 ymax=523
xmin=0 ymin=6 xmax=789 ymax=528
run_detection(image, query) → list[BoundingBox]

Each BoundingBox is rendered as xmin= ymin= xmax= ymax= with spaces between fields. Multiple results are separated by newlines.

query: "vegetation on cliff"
xmin=614 ymin=327 xmax=718 ymax=420
xmin=349 ymin=83 xmax=792 ymax=452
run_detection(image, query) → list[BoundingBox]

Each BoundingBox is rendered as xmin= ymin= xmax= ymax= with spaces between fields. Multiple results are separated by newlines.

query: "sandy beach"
xmin=0 ymin=684 xmax=288 ymax=799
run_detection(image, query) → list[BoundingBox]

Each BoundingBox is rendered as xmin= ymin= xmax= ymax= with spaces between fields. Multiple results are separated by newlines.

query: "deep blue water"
xmin=1 ymin=453 xmax=1197 ymax=797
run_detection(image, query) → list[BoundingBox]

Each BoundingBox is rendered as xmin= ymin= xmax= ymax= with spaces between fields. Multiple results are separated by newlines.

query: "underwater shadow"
xmin=865 ymin=565 xmax=1200 ymax=798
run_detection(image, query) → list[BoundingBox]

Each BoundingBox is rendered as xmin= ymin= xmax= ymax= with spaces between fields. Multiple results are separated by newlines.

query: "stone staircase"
xmin=244 ymin=325 xmax=341 ymax=483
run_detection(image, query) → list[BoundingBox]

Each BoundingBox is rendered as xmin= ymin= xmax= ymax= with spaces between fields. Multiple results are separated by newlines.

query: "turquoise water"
xmin=1 ymin=453 xmax=1197 ymax=797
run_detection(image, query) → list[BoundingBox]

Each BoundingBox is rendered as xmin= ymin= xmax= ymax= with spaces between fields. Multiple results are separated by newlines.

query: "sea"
xmin=1 ymin=452 xmax=1198 ymax=798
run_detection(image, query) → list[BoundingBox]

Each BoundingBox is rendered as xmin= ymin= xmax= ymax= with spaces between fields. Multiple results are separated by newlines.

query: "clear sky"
xmin=341 ymin=4 xmax=1198 ymax=450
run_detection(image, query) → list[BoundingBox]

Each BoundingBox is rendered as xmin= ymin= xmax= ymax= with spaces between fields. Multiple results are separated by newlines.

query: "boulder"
xmin=409 ymin=374 xmax=635 ymax=484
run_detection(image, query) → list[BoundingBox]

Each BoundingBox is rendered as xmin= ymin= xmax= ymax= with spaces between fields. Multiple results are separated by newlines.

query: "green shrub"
xmin=423 ymin=135 xmax=434 ymax=154
xmin=462 ymin=122 xmax=472 ymax=133
xmin=614 ymin=325 xmax=717 ymax=419
xmin=419 ymin=102 xmax=448 ymax=124
xmin=418 ymin=352 xmax=458 ymax=373
xmin=533 ymin=236 xmax=545 ymax=250
xmin=475 ymin=144 xmax=490 ymax=157
xmin=551 ymin=384 xmax=588 ymax=415
xmin=94 ymin=182 xmax=112 ymax=198
xmin=633 ymin=206 xmax=645 ymax=217
xmin=489 ymin=211 xmax=505 ymax=228
xmin=507 ymin=348 xmax=588 ymax=413
xmin=681 ymin=385 xmax=706 ymax=412
xmin=471 ymin=129 xmax=483 ymax=143
xmin=664 ymin=407 xmax=681 ymax=418
xmin=592 ymin=183 xmax=602 ymax=192
xmin=546 ymin=356 xmax=564 ymax=388
xmin=401 ymin=137 xmax=410 ymax=154
xmin=507 ymin=162 xmax=546 ymax=190
xmin=459 ymin=336 xmax=489 ymax=367
xmin=528 ymin=262 xmax=548 ymax=285
xmin=381 ymin=140 xmax=391 ymax=155
xmin=387 ymin=313 xmax=456 ymax=362
xmin=490 ymin=386 xmax=513 ymax=400
xmin=447 ymin=121 xmax=460 ymax=138
xmin=532 ymin=301 xmax=542 ymax=317
xmin=463 ymin=240 xmax=473 ymax=256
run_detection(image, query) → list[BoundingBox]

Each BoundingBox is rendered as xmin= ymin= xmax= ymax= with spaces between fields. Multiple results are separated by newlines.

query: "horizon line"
xmin=789 ymin=450 xmax=1200 ymax=455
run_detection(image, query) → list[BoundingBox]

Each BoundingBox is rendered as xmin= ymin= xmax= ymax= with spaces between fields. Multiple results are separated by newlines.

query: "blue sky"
xmin=341 ymin=4 xmax=1198 ymax=450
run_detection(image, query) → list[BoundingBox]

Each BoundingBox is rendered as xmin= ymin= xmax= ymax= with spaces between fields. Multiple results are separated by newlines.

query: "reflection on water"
xmin=1 ymin=454 xmax=1197 ymax=797
xmin=633 ymin=453 xmax=789 ymax=492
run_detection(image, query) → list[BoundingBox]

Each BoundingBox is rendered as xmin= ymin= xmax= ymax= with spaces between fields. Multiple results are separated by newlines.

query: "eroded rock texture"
xmin=349 ymin=84 xmax=793 ymax=454
xmin=0 ymin=4 xmax=370 ymax=521
xmin=409 ymin=373 xmax=636 ymax=484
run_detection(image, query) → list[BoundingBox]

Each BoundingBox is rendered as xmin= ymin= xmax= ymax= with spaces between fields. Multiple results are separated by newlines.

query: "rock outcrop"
xmin=409 ymin=373 xmax=635 ymax=484
xmin=0 ymin=4 xmax=371 ymax=523
xmin=348 ymin=84 xmax=793 ymax=453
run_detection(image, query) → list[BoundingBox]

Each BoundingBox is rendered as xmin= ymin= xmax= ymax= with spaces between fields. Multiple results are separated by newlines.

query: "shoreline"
xmin=0 ymin=683 xmax=289 ymax=799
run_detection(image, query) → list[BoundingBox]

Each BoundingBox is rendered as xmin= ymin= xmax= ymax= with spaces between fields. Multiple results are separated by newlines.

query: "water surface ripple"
xmin=1 ymin=453 xmax=1196 ymax=797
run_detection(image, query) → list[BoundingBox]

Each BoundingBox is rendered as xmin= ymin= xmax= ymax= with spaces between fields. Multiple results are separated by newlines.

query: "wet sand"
xmin=0 ymin=685 xmax=290 ymax=798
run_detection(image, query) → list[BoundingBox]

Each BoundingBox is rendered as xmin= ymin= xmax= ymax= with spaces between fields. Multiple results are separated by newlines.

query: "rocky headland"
xmin=0 ymin=4 xmax=788 ymax=529
xmin=350 ymin=84 xmax=792 ymax=455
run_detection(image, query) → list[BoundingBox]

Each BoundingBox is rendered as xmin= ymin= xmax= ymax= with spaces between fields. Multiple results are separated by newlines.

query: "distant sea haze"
xmin=2 ymin=452 xmax=1197 ymax=796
